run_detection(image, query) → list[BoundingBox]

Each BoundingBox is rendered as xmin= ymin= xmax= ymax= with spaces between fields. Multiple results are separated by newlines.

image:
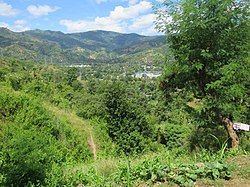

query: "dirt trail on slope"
xmin=45 ymin=104 xmax=97 ymax=160
xmin=88 ymin=134 xmax=97 ymax=160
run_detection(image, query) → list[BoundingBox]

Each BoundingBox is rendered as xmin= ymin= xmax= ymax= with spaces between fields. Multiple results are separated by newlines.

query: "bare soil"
xmin=88 ymin=134 xmax=97 ymax=160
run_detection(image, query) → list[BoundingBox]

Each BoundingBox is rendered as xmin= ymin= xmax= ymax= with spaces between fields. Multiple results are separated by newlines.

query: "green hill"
xmin=0 ymin=28 xmax=166 ymax=64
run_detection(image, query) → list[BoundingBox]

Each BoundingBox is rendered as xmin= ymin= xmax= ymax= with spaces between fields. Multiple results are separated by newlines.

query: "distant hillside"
xmin=0 ymin=28 xmax=167 ymax=64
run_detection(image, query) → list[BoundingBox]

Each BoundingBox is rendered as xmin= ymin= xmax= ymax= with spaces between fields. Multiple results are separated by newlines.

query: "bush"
xmin=1 ymin=125 xmax=62 ymax=186
xmin=156 ymin=123 xmax=192 ymax=149
xmin=0 ymin=90 xmax=92 ymax=186
xmin=104 ymin=81 xmax=153 ymax=155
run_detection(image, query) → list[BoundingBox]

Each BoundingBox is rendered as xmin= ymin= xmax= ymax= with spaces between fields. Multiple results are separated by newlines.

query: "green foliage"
xmin=190 ymin=125 xmax=228 ymax=151
xmin=104 ymin=81 xmax=153 ymax=155
xmin=132 ymin=158 xmax=163 ymax=183
xmin=0 ymin=68 xmax=7 ymax=81
xmin=1 ymin=51 xmax=246 ymax=186
xmin=89 ymin=118 xmax=117 ymax=158
xmin=0 ymin=90 xmax=92 ymax=186
xmin=111 ymin=155 xmax=232 ymax=186
xmin=65 ymin=67 xmax=79 ymax=86
xmin=1 ymin=125 xmax=61 ymax=186
xmin=0 ymin=28 xmax=166 ymax=64
xmin=153 ymin=92 xmax=195 ymax=149
xmin=156 ymin=0 xmax=250 ymax=148
xmin=163 ymin=160 xmax=231 ymax=187
xmin=158 ymin=0 xmax=250 ymax=109
xmin=239 ymin=132 xmax=250 ymax=152
xmin=113 ymin=158 xmax=163 ymax=186
xmin=76 ymin=91 xmax=106 ymax=119
xmin=24 ymin=79 xmax=53 ymax=97
xmin=8 ymin=71 xmax=32 ymax=91
xmin=156 ymin=123 xmax=192 ymax=149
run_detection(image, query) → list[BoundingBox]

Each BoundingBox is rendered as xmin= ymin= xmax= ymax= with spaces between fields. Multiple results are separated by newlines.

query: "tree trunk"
xmin=222 ymin=117 xmax=240 ymax=148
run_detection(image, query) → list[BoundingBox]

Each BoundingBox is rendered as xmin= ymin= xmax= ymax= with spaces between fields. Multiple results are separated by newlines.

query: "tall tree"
xmin=156 ymin=0 xmax=250 ymax=148
xmin=104 ymin=81 xmax=152 ymax=155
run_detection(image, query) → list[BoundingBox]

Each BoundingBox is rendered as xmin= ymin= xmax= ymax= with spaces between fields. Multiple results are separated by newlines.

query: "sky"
xmin=0 ymin=0 xmax=164 ymax=35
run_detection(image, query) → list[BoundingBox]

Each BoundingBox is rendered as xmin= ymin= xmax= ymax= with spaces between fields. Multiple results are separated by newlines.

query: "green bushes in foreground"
xmin=52 ymin=151 xmax=235 ymax=187
xmin=0 ymin=90 xmax=92 ymax=186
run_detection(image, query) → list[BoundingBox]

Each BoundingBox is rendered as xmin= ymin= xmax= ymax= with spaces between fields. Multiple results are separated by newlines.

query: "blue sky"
xmin=0 ymin=0 xmax=163 ymax=35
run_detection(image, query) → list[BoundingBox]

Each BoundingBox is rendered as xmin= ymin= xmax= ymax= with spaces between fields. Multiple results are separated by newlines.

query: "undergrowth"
xmin=55 ymin=148 xmax=245 ymax=187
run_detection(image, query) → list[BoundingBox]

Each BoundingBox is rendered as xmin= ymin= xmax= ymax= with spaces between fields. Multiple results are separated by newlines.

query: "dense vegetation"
xmin=156 ymin=0 xmax=250 ymax=149
xmin=0 ymin=0 xmax=249 ymax=186
xmin=0 ymin=55 xmax=249 ymax=186
xmin=0 ymin=28 xmax=166 ymax=64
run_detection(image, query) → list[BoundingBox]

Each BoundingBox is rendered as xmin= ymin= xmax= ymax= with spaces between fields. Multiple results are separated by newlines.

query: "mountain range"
xmin=0 ymin=28 xmax=167 ymax=64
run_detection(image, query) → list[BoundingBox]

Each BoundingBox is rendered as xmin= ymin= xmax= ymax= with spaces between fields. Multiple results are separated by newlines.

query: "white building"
xmin=135 ymin=71 xmax=161 ymax=79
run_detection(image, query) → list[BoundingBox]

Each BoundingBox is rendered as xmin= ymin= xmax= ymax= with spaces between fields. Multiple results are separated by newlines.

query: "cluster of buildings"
xmin=134 ymin=71 xmax=161 ymax=79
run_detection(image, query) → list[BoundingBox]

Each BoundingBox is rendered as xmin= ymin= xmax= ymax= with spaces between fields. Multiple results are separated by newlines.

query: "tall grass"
xmin=209 ymin=134 xmax=229 ymax=160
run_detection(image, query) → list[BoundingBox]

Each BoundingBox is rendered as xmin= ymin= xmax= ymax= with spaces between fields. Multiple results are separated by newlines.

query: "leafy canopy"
xmin=156 ymin=0 xmax=250 ymax=122
xmin=104 ymin=81 xmax=152 ymax=155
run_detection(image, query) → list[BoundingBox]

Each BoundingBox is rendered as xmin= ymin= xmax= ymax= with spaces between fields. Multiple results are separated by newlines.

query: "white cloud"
xmin=11 ymin=20 xmax=30 ymax=32
xmin=139 ymin=25 xmax=157 ymax=35
xmin=128 ymin=14 xmax=158 ymax=35
xmin=0 ymin=20 xmax=30 ymax=32
xmin=0 ymin=2 xmax=19 ymax=17
xmin=110 ymin=1 xmax=152 ymax=21
xmin=60 ymin=1 xmax=157 ymax=34
xmin=27 ymin=5 xmax=60 ymax=17
xmin=60 ymin=19 xmax=125 ymax=33
xmin=130 ymin=13 xmax=156 ymax=30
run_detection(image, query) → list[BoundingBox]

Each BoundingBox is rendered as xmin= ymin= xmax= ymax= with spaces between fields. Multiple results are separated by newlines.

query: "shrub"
xmin=104 ymin=81 xmax=153 ymax=155
xmin=0 ymin=90 xmax=92 ymax=186
xmin=156 ymin=123 xmax=192 ymax=149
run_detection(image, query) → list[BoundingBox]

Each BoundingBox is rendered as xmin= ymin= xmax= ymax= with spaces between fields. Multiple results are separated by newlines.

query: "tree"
xmin=156 ymin=0 xmax=250 ymax=148
xmin=65 ymin=67 xmax=79 ymax=86
xmin=104 ymin=81 xmax=152 ymax=155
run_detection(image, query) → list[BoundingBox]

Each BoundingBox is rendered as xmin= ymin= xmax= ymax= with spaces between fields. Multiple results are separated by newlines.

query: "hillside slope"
xmin=44 ymin=103 xmax=98 ymax=160
xmin=0 ymin=28 xmax=166 ymax=64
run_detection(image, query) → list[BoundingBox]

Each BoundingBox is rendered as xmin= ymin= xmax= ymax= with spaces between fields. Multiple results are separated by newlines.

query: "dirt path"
xmin=45 ymin=103 xmax=97 ymax=160
xmin=88 ymin=134 xmax=97 ymax=160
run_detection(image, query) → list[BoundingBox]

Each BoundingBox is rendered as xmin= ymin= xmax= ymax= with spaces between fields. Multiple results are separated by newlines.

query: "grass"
xmin=44 ymin=102 xmax=98 ymax=160
xmin=41 ymin=103 xmax=250 ymax=187
xmin=57 ymin=148 xmax=250 ymax=186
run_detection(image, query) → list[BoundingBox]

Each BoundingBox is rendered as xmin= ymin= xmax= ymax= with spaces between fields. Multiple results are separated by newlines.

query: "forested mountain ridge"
xmin=0 ymin=28 xmax=166 ymax=64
